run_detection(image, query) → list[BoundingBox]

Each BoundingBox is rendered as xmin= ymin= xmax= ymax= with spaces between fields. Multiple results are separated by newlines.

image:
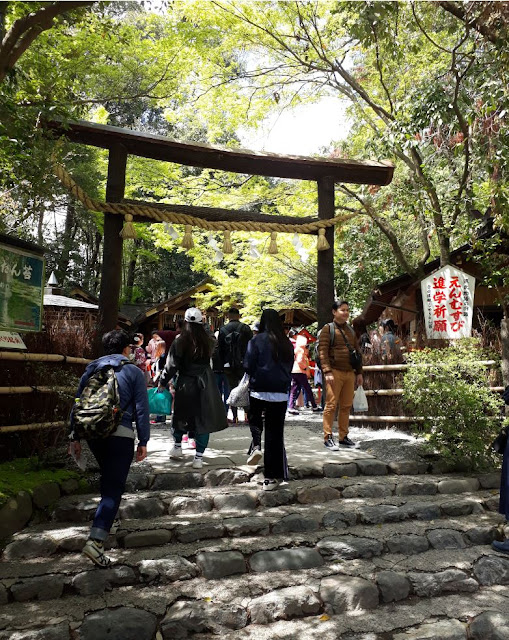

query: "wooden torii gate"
xmin=45 ymin=119 xmax=393 ymax=342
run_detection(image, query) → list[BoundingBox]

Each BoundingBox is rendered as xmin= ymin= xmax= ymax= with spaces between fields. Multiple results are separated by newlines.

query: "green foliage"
xmin=403 ymin=339 xmax=503 ymax=470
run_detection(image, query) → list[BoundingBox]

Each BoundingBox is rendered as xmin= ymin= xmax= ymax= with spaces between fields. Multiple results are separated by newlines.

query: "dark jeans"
xmin=87 ymin=436 xmax=134 ymax=541
xmin=289 ymin=373 xmax=316 ymax=408
xmin=215 ymin=372 xmax=230 ymax=412
xmin=248 ymin=396 xmax=288 ymax=480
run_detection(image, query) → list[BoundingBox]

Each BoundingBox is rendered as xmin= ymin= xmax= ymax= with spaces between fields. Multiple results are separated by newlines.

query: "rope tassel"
xmin=268 ymin=231 xmax=278 ymax=254
xmin=222 ymin=230 xmax=233 ymax=254
xmin=120 ymin=214 xmax=137 ymax=239
xmin=317 ymin=228 xmax=330 ymax=251
xmin=181 ymin=225 xmax=194 ymax=249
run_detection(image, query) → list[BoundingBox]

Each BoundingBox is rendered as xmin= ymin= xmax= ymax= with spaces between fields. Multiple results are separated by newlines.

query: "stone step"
xmin=1 ymin=551 xmax=509 ymax=639
xmin=119 ymin=461 xmax=499 ymax=494
xmin=2 ymin=481 xmax=500 ymax=563
xmin=0 ymin=510 xmax=503 ymax=604
xmin=47 ymin=470 xmax=500 ymax=527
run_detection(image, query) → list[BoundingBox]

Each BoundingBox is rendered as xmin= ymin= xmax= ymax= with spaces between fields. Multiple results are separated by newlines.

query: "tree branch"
xmin=0 ymin=1 xmax=94 ymax=82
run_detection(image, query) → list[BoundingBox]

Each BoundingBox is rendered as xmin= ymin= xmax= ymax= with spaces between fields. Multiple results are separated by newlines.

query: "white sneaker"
xmin=247 ymin=448 xmax=263 ymax=466
xmin=192 ymin=457 xmax=203 ymax=469
xmin=263 ymin=478 xmax=279 ymax=491
xmin=170 ymin=445 xmax=183 ymax=459
xmin=82 ymin=539 xmax=112 ymax=568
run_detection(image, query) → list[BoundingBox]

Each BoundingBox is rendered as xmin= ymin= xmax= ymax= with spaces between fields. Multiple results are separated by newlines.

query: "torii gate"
xmin=45 ymin=119 xmax=393 ymax=343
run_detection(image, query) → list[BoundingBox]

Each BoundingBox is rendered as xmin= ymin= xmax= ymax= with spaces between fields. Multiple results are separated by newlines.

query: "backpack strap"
xmin=329 ymin=322 xmax=335 ymax=348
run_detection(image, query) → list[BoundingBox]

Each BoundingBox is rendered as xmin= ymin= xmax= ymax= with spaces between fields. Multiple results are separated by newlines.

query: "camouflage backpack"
xmin=73 ymin=361 xmax=131 ymax=439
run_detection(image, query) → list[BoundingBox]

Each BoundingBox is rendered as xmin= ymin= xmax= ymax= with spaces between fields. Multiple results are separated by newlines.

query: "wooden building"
xmin=359 ymin=242 xmax=507 ymax=335
xmin=132 ymin=278 xmax=224 ymax=335
xmin=278 ymin=307 xmax=317 ymax=328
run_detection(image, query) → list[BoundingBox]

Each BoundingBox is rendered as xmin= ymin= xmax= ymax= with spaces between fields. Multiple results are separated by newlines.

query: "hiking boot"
xmin=82 ymin=539 xmax=112 ymax=568
xmin=339 ymin=436 xmax=355 ymax=447
xmin=247 ymin=447 xmax=263 ymax=466
xmin=263 ymin=478 xmax=279 ymax=491
xmin=324 ymin=435 xmax=339 ymax=451
xmin=170 ymin=445 xmax=183 ymax=459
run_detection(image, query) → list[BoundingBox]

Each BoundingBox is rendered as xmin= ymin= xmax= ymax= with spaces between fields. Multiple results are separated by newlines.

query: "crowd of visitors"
xmin=68 ymin=299 xmax=425 ymax=567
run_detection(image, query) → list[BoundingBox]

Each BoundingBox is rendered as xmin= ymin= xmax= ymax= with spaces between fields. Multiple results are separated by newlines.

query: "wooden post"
xmin=96 ymin=144 xmax=127 ymax=354
xmin=317 ymin=177 xmax=335 ymax=329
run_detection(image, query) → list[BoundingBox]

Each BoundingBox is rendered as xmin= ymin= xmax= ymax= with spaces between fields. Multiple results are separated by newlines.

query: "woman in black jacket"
xmin=244 ymin=308 xmax=294 ymax=491
xmin=159 ymin=308 xmax=228 ymax=468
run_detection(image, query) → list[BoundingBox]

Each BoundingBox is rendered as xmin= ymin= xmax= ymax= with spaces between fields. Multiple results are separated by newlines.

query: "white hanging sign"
xmin=421 ymin=265 xmax=475 ymax=339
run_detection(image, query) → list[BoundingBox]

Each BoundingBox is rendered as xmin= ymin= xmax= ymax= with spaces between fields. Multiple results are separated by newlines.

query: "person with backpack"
xmin=159 ymin=307 xmax=228 ymax=468
xmin=318 ymin=300 xmax=363 ymax=450
xmin=69 ymin=329 xmax=150 ymax=568
xmin=243 ymin=308 xmax=294 ymax=490
xmin=218 ymin=307 xmax=253 ymax=424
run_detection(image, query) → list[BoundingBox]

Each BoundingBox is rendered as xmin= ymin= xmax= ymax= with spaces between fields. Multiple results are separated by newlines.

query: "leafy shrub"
xmin=403 ymin=338 xmax=503 ymax=470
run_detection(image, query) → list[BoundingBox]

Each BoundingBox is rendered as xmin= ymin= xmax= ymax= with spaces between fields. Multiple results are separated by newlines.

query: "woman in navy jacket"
xmin=244 ymin=308 xmax=294 ymax=491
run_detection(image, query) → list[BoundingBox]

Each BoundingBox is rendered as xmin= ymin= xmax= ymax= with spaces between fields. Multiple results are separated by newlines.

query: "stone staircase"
xmin=1 ymin=454 xmax=509 ymax=640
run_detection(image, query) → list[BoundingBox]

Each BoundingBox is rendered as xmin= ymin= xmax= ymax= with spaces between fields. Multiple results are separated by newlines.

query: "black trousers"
xmin=248 ymin=396 xmax=288 ymax=480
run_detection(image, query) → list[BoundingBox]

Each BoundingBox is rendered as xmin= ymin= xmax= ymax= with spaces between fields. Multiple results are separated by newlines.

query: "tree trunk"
xmin=125 ymin=238 xmax=140 ymax=304
xmin=36 ymin=208 xmax=44 ymax=246
xmin=56 ymin=201 xmax=75 ymax=283
xmin=501 ymin=316 xmax=509 ymax=388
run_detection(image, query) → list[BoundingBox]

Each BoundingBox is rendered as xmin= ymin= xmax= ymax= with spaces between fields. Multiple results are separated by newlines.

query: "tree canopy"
xmin=1 ymin=0 xmax=508 ymax=320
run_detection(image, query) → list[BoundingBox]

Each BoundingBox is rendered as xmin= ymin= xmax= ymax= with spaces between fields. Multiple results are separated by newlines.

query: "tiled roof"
xmin=44 ymin=294 xmax=98 ymax=309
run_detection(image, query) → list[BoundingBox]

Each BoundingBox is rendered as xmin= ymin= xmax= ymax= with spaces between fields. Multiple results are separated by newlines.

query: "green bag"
xmin=73 ymin=361 xmax=131 ymax=440
xmin=148 ymin=387 xmax=173 ymax=415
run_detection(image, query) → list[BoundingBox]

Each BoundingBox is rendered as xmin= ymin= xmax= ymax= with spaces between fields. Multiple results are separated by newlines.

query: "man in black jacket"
xmin=218 ymin=307 xmax=253 ymax=423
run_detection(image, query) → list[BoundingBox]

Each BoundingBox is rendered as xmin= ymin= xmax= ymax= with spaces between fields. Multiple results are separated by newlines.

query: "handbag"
xmin=227 ymin=373 xmax=250 ymax=408
xmin=147 ymin=387 xmax=173 ymax=415
xmin=337 ymin=325 xmax=363 ymax=370
xmin=491 ymin=427 xmax=508 ymax=455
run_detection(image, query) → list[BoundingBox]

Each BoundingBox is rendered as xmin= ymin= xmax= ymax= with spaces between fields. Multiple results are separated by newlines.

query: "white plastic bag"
xmin=352 ymin=385 xmax=368 ymax=413
xmin=227 ymin=373 xmax=250 ymax=408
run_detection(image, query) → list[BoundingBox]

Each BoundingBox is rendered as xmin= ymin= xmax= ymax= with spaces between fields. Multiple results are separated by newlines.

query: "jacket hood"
xmin=88 ymin=353 xmax=130 ymax=373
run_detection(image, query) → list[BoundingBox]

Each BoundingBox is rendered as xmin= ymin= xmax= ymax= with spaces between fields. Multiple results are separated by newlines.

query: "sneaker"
xmin=109 ymin=519 xmax=121 ymax=535
xmin=324 ymin=435 xmax=340 ymax=451
xmin=182 ymin=434 xmax=189 ymax=444
xmin=288 ymin=409 xmax=299 ymax=415
xmin=263 ymin=478 xmax=279 ymax=491
xmin=312 ymin=406 xmax=323 ymax=413
xmin=339 ymin=436 xmax=355 ymax=447
xmin=192 ymin=457 xmax=203 ymax=469
xmin=247 ymin=448 xmax=263 ymax=466
xmin=188 ymin=438 xmax=196 ymax=450
xmin=170 ymin=445 xmax=183 ymax=459
xmin=82 ymin=539 xmax=112 ymax=568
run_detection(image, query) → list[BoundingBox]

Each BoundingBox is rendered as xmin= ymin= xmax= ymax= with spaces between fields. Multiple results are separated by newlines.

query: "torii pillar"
xmin=95 ymin=143 xmax=127 ymax=354
xmin=317 ymin=177 xmax=335 ymax=329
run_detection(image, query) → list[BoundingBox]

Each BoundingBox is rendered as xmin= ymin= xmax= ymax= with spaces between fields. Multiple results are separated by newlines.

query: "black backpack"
xmin=224 ymin=329 xmax=243 ymax=369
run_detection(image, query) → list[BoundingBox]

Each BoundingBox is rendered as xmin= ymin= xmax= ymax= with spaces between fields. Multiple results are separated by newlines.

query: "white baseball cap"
xmin=184 ymin=307 xmax=203 ymax=324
